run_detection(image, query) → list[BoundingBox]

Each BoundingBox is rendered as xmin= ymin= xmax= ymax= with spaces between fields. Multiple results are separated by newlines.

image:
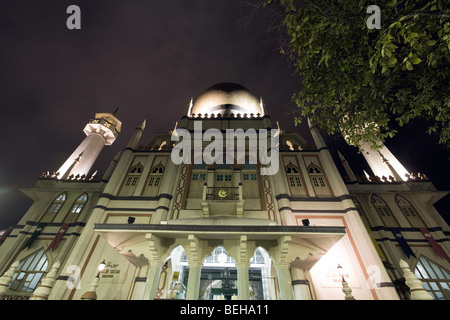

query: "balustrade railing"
xmin=205 ymin=187 xmax=239 ymax=200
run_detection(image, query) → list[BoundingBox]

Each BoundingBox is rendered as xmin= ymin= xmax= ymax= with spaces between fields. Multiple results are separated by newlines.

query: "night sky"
xmin=0 ymin=1 xmax=448 ymax=229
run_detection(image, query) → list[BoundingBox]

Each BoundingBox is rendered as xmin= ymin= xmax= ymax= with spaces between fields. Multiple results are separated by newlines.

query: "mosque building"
xmin=0 ymin=83 xmax=449 ymax=300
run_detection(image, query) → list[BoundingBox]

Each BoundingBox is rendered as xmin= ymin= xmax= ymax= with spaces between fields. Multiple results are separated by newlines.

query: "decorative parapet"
xmin=345 ymin=172 xmax=430 ymax=184
xmin=39 ymin=170 xmax=101 ymax=181
xmin=189 ymin=112 xmax=263 ymax=119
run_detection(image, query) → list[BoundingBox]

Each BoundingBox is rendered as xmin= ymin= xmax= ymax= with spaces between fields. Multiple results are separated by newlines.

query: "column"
xmin=142 ymin=261 xmax=162 ymax=300
xmin=30 ymin=261 xmax=61 ymax=300
xmin=185 ymin=261 xmax=202 ymax=300
xmin=276 ymin=263 xmax=294 ymax=300
xmin=207 ymin=167 xmax=215 ymax=187
xmin=290 ymin=267 xmax=311 ymax=300
xmin=236 ymin=262 xmax=250 ymax=300
xmin=0 ymin=261 xmax=19 ymax=295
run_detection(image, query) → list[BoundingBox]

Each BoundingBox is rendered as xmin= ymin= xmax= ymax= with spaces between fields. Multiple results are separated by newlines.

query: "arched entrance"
xmin=177 ymin=246 xmax=273 ymax=300
xmin=198 ymin=246 xmax=237 ymax=300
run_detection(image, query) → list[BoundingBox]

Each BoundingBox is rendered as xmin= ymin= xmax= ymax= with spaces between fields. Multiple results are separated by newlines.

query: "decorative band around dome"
xmin=190 ymin=82 xmax=264 ymax=117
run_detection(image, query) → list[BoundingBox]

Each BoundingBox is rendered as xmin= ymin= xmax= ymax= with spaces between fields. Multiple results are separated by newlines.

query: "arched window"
xmin=70 ymin=193 xmax=88 ymax=214
xmin=307 ymin=164 xmax=330 ymax=196
xmin=415 ymin=256 xmax=450 ymax=300
xmin=9 ymin=249 xmax=48 ymax=293
xmin=120 ymin=164 xmax=143 ymax=196
xmin=286 ymin=165 xmax=302 ymax=187
xmin=148 ymin=165 xmax=164 ymax=187
xmin=285 ymin=164 xmax=306 ymax=197
xmin=126 ymin=164 xmax=143 ymax=186
xmin=395 ymin=195 xmax=426 ymax=227
xmin=42 ymin=193 xmax=67 ymax=222
xmin=250 ymin=249 xmax=265 ymax=265
xmin=143 ymin=165 xmax=165 ymax=197
xmin=47 ymin=193 xmax=67 ymax=215
xmin=308 ymin=165 xmax=326 ymax=187
xmin=372 ymin=195 xmax=398 ymax=227
xmin=203 ymin=246 xmax=236 ymax=265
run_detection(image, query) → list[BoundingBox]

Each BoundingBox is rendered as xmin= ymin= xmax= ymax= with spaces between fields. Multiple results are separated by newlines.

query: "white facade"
xmin=0 ymin=83 xmax=449 ymax=300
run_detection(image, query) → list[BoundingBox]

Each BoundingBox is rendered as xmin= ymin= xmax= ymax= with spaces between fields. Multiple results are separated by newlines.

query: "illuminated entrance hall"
xmin=179 ymin=247 xmax=272 ymax=300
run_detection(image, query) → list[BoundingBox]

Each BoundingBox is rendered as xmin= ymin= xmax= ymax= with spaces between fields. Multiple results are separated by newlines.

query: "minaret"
xmin=357 ymin=140 xmax=409 ymax=182
xmin=338 ymin=151 xmax=357 ymax=182
xmin=126 ymin=119 xmax=146 ymax=149
xmin=57 ymin=112 xmax=122 ymax=179
xmin=308 ymin=118 xmax=348 ymax=196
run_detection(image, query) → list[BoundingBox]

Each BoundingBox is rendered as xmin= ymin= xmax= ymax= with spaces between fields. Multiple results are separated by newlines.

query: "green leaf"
xmin=406 ymin=60 xmax=413 ymax=70
xmin=410 ymin=54 xmax=421 ymax=64
xmin=387 ymin=43 xmax=398 ymax=52
xmin=386 ymin=0 xmax=397 ymax=7
xmin=387 ymin=57 xmax=397 ymax=66
xmin=268 ymin=0 xmax=450 ymax=149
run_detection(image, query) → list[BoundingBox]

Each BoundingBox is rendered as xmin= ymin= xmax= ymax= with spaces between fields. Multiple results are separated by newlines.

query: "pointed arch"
xmin=414 ymin=255 xmax=450 ymax=300
xmin=148 ymin=164 xmax=165 ymax=186
xmin=151 ymin=164 xmax=165 ymax=174
xmin=395 ymin=194 xmax=426 ymax=227
xmin=249 ymin=246 xmax=276 ymax=300
xmin=70 ymin=193 xmax=88 ymax=214
xmin=307 ymin=163 xmax=330 ymax=196
xmin=285 ymin=163 xmax=306 ymax=197
xmin=203 ymin=246 xmax=236 ymax=265
xmin=143 ymin=163 xmax=166 ymax=196
xmin=41 ymin=192 xmax=67 ymax=222
xmin=307 ymin=164 xmax=322 ymax=174
xmin=9 ymin=248 xmax=49 ymax=293
xmin=129 ymin=164 xmax=143 ymax=174
xmin=47 ymin=192 xmax=67 ymax=215
xmin=371 ymin=194 xmax=399 ymax=227
xmin=286 ymin=164 xmax=300 ymax=174
xmin=119 ymin=163 xmax=144 ymax=196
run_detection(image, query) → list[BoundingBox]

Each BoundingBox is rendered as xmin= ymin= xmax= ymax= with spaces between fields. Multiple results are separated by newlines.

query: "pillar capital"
xmin=269 ymin=235 xmax=291 ymax=266
xmin=184 ymin=234 xmax=203 ymax=265
xmin=145 ymin=233 xmax=163 ymax=263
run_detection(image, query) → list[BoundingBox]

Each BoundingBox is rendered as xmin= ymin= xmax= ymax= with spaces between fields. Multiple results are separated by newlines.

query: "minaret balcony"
xmin=201 ymin=185 xmax=244 ymax=217
xmin=84 ymin=118 xmax=120 ymax=145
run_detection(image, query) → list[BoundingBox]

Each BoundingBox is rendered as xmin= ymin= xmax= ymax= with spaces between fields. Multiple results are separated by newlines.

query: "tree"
xmin=263 ymin=0 xmax=450 ymax=150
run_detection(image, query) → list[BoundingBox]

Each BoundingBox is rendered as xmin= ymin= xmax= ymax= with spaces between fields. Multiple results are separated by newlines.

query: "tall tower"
xmin=358 ymin=140 xmax=410 ymax=181
xmin=57 ymin=112 xmax=122 ymax=179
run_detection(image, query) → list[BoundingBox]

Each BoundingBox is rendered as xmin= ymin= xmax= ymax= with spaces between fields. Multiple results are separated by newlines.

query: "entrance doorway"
xmin=180 ymin=246 xmax=269 ymax=300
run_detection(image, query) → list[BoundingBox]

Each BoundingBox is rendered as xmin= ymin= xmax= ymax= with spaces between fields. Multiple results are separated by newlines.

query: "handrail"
xmin=205 ymin=187 xmax=239 ymax=200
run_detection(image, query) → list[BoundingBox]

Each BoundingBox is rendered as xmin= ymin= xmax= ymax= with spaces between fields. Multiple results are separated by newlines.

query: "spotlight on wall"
xmin=128 ymin=216 xmax=136 ymax=224
xmin=302 ymin=219 xmax=310 ymax=226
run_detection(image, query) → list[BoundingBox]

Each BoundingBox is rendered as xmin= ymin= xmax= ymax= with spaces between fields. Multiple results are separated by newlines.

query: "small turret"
xmin=127 ymin=119 xmax=146 ymax=149
xmin=338 ymin=151 xmax=357 ymax=182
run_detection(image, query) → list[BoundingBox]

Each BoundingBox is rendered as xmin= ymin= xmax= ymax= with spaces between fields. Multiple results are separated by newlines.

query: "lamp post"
xmin=80 ymin=260 xmax=106 ymax=300
xmin=97 ymin=260 xmax=106 ymax=277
